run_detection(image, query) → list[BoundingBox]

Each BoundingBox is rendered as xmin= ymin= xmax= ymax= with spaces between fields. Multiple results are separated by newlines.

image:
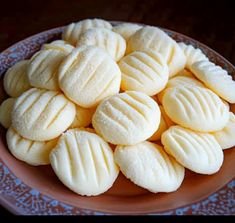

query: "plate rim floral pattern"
xmin=0 ymin=22 xmax=234 ymax=215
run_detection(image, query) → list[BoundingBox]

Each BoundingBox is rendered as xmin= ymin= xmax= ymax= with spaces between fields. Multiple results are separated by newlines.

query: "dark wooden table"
xmin=0 ymin=0 xmax=234 ymax=215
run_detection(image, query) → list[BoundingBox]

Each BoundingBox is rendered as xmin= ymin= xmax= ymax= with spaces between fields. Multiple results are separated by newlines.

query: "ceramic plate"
xmin=0 ymin=22 xmax=234 ymax=215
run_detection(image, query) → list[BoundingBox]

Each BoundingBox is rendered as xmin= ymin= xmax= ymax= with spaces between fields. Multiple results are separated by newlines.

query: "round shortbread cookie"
xmin=127 ymin=26 xmax=186 ymax=77
xmin=112 ymin=23 xmax=142 ymax=41
xmin=62 ymin=19 xmax=112 ymax=46
xmin=7 ymin=127 xmax=58 ymax=166
xmin=178 ymin=42 xmax=208 ymax=68
xmin=0 ymin=98 xmax=15 ymax=128
xmin=114 ymin=141 xmax=185 ymax=193
xmin=58 ymin=46 xmax=121 ymax=108
xmin=190 ymin=60 xmax=235 ymax=103
xmin=3 ymin=60 xmax=31 ymax=97
xmin=161 ymin=126 xmax=224 ymax=174
xmin=213 ymin=112 xmax=235 ymax=150
xmin=42 ymin=40 xmax=74 ymax=54
xmin=77 ymin=28 xmax=126 ymax=61
xmin=92 ymin=91 xmax=160 ymax=145
xmin=157 ymin=76 xmax=204 ymax=104
xmin=12 ymin=88 xmax=76 ymax=141
xmin=119 ymin=50 xmax=169 ymax=96
xmin=167 ymin=76 xmax=205 ymax=89
xmin=70 ymin=105 xmax=96 ymax=128
xmin=50 ymin=129 xmax=119 ymax=196
xmin=149 ymin=105 xmax=174 ymax=141
xmin=27 ymin=49 xmax=67 ymax=91
xmin=162 ymin=86 xmax=230 ymax=132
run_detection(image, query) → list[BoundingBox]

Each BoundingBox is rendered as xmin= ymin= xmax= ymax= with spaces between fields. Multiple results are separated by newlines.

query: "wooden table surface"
xmin=0 ymin=0 xmax=234 ymax=215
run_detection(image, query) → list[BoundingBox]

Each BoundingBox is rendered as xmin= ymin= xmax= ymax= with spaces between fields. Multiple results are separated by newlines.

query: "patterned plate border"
xmin=0 ymin=22 xmax=234 ymax=215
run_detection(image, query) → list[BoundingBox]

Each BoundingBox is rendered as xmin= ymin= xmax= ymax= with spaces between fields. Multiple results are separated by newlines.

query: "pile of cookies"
xmin=0 ymin=19 xmax=234 ymax=196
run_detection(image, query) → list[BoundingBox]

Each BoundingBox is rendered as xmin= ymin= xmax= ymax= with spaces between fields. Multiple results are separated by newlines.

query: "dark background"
xmin=0 ymin=0 xmax=234 ymax=215
xmin=0 ymin=0 xmax=235 ymax=64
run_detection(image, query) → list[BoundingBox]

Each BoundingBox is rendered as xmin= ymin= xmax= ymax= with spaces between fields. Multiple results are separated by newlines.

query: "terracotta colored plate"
xmin=0 ymin=22 xmax=234 ymax=215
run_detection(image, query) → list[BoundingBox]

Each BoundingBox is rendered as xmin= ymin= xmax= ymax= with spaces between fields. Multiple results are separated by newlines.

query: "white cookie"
xmin=167 ymin=76 xmax=205 ymax=89
xmin=12 ymin=88 xmax=76 ymax=141
xmin=7 ymin=127 xmax=58 ymax=166
xmin=27 ymin=49 xmax=68 ymax=91
xmin=62 ymin=19 xmax=112 ymax=46
xmin=127 ymin=26 xmax=186 ymax=77
xmin=119 ymin=50 xmax=169 ymax=96
xmin=213 ymin=112 xmax=235 ymax=150
xmin=42 ymin=40 xmax=74 ymax=54
xmin=162 ymin=86 xmax=229 ymax=132
xmin=92 ymin=91 xmax=160 ymax=145
xmin=157 ymin=75 xmax=205 ymax=103
xmin=3 ymin=60 xmax=31 ymax=97
xmin=77 ymin=28 xmax=126 ymax=61
xmin=178 ymin=42 xmax=208 ymax=68
xmin=58 ymin=46 xmax=121 ymax=108
xmin=50 ymin=129 xmax=119 ymax=196
xmin=112 ymin=23 xmax=142 ymax=41
xmin=161 ymin=126 xmax=224 ymax=174
xmin=114 ymin=141 xmax=185 ymax=193
xmin=157 ymin=76 xmax=204 ymax=104
xmin=0 ymin=98 xmax=15 ymax=128
xmin=190 ymin=60 xmax=235 ymax=103
xmin=70 ymin=105 xmax=96 ymax=128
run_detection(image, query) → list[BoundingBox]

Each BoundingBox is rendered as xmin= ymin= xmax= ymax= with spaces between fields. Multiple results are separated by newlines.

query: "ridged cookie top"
xmin=112 ymin=23 xmax=142 ymax=41
xmin=157 ymin=76 xmax=204 ymax=104
xmin=127 ymin=26 xmax=168 ymax=53
xmin=92 ymin=91 xmax=160 ymax=145
xmin=167 ymin=76 xmax=205 ymax=89
xmin=12 ymin=88 xmax=76 ymax=141
xmin=62 ymin=19 xmax=112 ymax=46
xmin=127 ymin=26 xmax=186 ymax=77
xmin=162 ymin=86 xmax=229 ymax=132
xmin=213 ymin=112 xmax=235 ymax=150
xmin=42 ymin=40 xmax=74 ymax=54
xmin=27 ymin=49 xmax=67 ymax=91
xmin=114 ymin=141 xmax=185 ymax=193
xmin=50 ymin=129 xmax=119 ymax=196
xmin=161 ymin=126 xmax=224 ymax=174
xmin=119 ymin=50 xmax=169 ymax=96
xmin=7 ymin=127 xmax=58 ymax=166
xmin=178 ymin=42 xmax=208 ymax=68
xmin=58 ymin=46 xmax=121 ymax=108
xmin=0 ymin=98 xmax=15 ymax=128
xmin=190 ymin=60 xmax=235 ymax=103
xmin=3 ymin=60 xmax=31 ymax=97
xmin=77 ymin=28 xmax=126 ymax=61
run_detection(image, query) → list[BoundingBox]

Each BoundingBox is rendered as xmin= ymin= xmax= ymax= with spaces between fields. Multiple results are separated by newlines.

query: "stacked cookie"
xmin=0 ymin=19 xmax=234 ymax=196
